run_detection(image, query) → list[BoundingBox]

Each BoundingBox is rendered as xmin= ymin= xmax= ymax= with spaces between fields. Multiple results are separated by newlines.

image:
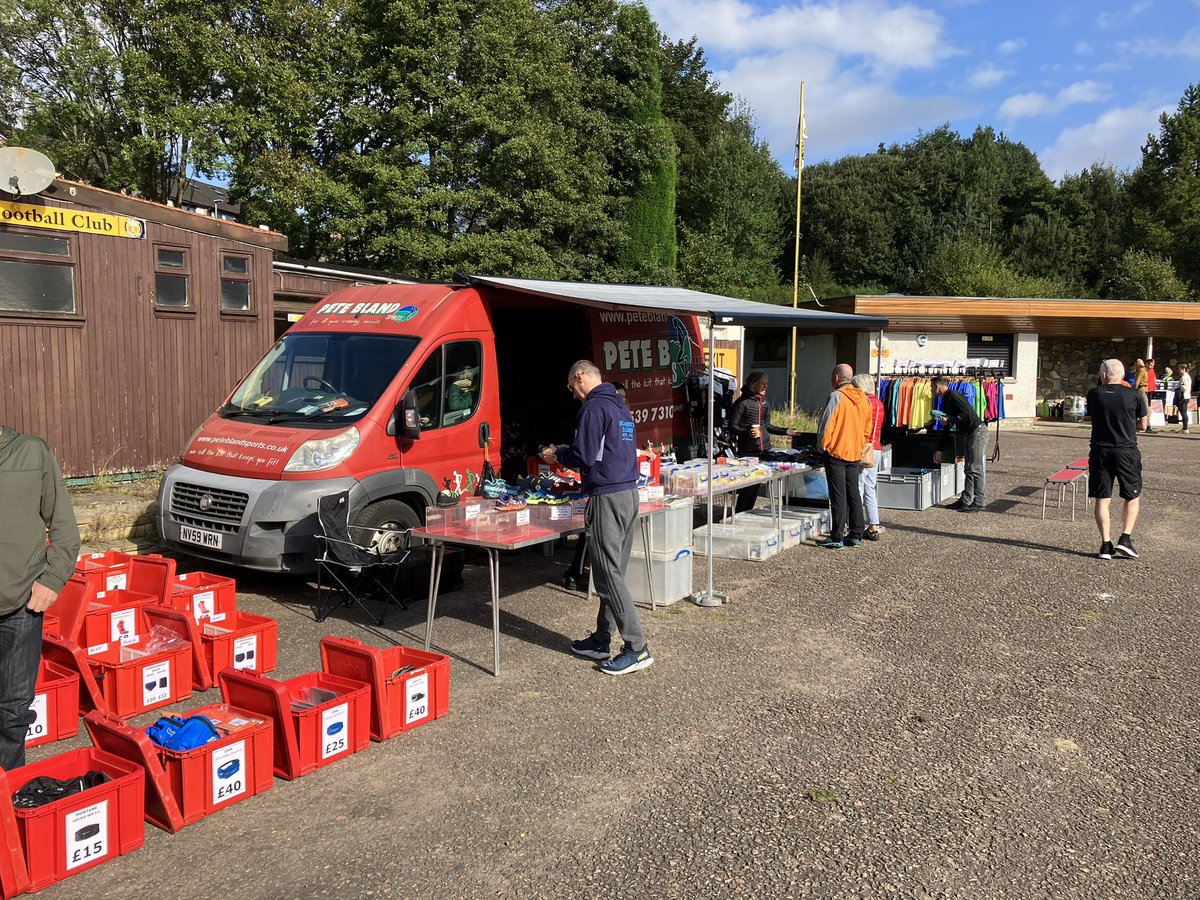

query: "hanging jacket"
xmin=0 ymin=427 xmax=81 ymax=616
xmin=817 ymin=384 xmax=872 ymax=462
xmin=728 ymin=391 xmax=789 ymax=457
xmin=555 ymin=383 xmax=638 ymax=496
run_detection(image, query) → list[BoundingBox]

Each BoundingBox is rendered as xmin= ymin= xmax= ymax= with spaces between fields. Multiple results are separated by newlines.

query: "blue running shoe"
xmin=571 ymin=634 xmax=611 ymax=660
xmin=816 ymin=538 xmax=844 ymax=550
xmin=599 ymin=644 xmax=654 ymax=675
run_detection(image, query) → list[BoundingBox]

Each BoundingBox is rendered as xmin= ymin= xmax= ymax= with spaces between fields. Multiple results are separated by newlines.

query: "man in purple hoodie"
xmin=542 ymin=361 xmax=653 ymax=675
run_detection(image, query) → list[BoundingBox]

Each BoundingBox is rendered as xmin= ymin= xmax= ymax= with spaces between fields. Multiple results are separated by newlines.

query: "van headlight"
xmin=284 ymin=427 xmax=360 ymax=472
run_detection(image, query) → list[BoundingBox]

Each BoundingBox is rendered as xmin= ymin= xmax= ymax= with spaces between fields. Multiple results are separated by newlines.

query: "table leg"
xmin=640 ymin=516 xmax=656 ymax=612
xmin=489 ymin=548 xmax=501 ymax=677
xmin=424 ymin=542 xmax=445 ymax=652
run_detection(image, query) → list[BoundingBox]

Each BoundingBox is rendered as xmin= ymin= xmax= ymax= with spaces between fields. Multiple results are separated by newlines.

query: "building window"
xmin=967 ymin=333 xmax=1015 ymax=377
xmin=0 ymin=230 xmax=76 ymax=315
xmin=220 ymin=253 xmax=252 ymax=311
xmin=154 ymin=245 xmax=190 ymax=308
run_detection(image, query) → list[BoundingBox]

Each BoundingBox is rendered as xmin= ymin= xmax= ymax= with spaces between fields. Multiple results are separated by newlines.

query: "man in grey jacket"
xmin=0 ymin=426 xmax=80 ymax=770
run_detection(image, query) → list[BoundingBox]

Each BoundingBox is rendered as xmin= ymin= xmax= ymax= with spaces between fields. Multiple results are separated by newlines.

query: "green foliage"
xmin=1109 ymin=249 xmax=1193 ymax=301
xmin=919 ymin=237 xmax=1073 ymax=299
xmin=1127 ymin=83 xmax=1200 ymax=291
xmin=677 ymin=102 xmax=783 ymax=298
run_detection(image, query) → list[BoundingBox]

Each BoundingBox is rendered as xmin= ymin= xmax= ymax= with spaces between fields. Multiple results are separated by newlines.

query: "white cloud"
xmin=714 ymin=51 xmax=970 ymax=166
xmin=1037 ymin=100 xmax=1171 ymax=180
xmin=968 ymin=64 xmax=1010 ymax=88
xmin=644 ymin=0 xmax=954 ymax=70
xmin=1074 ymin=41 xmax=1092 ymax=54
xmin=1117 ymin=27 xmax=1200 ymax=60
xmin=997 ymin=38 xmax=1025 ymax=54
xmin=999 ymin=80 xmax=1111 ymax=119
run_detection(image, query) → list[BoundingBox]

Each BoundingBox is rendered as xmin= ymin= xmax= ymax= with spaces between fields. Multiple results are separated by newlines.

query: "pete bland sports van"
xmin=159 ymin=282 xmax=701 ymax=572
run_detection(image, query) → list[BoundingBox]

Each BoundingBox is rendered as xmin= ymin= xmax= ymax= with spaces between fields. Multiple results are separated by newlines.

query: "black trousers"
xmin=825 ymin=455 xmax=864 ymax=542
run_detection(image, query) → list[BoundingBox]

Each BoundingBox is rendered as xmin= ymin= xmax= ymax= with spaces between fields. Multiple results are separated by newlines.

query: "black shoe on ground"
xmin=1097 ymin=541 xmax=1114 ymax=560
xmin=1115 ymin=535 xmax=1139 ymax=558
xmin=863 ymin=528 xmax=881 ymax=541
xmin=947 ymin=500 xmax=967 ymax=510
xmin=570 ymin=634 xmax=611 ymax=660
xmin=959 ymin=505 xmax=981 ymax=513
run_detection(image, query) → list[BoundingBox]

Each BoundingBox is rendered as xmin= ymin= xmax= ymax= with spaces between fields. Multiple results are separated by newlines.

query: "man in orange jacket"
xmin=815 ymin=364 xmax=872 ymax=549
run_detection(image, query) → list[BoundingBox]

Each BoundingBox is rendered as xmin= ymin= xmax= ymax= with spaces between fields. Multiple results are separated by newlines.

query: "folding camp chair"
xmin=314 ymin=492 xmax=411 ymax=625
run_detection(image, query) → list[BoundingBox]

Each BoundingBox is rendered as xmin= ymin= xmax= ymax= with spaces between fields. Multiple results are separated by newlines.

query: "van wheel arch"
xmin=352 ymin=497 xmax=423 ymax=554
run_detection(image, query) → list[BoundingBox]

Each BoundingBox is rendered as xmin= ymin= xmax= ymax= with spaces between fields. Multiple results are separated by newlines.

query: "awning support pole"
xmin=694 ymin=318 xmax=727 ymax=607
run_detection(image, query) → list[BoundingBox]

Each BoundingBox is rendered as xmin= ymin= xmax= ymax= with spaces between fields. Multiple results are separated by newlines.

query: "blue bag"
xmin=145 ymin=714 xmax=221 ymax=751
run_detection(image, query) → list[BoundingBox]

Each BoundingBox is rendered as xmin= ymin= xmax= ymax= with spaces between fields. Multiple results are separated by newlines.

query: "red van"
xmin=158 ymin=282 xmax=701 ymax=572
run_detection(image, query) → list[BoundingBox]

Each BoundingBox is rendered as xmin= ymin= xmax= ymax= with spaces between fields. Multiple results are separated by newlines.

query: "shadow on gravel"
xmin=886 ymin=522 xmax=1096 ymax=558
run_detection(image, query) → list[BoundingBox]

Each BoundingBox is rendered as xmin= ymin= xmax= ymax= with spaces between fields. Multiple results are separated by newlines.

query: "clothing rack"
xmin=880 ymin=366 xmax=1010 ymax=461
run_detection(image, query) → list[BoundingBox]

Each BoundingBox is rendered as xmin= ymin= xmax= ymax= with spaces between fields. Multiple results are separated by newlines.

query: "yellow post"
xmin=788 ymin=81 xmax=806 ymax=408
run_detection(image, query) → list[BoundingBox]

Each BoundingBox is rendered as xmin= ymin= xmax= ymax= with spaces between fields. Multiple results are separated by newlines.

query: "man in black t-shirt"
xmin=1087 ymin=359 xmax=1149 ymax=560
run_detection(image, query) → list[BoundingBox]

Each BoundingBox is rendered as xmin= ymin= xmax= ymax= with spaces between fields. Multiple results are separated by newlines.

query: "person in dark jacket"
xmin=931 ymin=377 xmax=986 ymax=511
xmin=563 ymin=382 xmax=626 ymax=591
xmin=727 ymin=371 xmax=797 ymax=513
xmin=542 ymin=363 xmax=652 ymax=676
xmin=1 ymin=426 xmax=80 ymax=770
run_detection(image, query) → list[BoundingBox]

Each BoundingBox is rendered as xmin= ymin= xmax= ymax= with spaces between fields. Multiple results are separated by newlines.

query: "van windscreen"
xmin=222 ymin=332 xmax=419 ymax=425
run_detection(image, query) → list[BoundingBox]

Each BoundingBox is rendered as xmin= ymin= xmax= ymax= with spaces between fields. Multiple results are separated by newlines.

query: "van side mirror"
xmin=398 ymin=389 xmax=421 ymax=439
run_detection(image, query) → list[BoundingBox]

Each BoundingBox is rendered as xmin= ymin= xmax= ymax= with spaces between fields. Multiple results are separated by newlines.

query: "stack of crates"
xmin=628 ymin=498 xmax=695 ymax=606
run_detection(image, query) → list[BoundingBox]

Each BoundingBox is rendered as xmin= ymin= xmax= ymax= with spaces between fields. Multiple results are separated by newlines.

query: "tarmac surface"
xmin=31 ymin=427 xmax=1200 ymax=899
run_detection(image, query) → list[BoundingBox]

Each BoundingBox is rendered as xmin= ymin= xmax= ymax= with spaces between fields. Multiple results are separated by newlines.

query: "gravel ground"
xmin=30 ymin=428 xmax=1200 ymax=900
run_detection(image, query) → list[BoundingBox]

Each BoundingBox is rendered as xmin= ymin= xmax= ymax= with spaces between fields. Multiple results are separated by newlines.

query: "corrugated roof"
xmin=468 ymin=276 xmax=889 ymax=331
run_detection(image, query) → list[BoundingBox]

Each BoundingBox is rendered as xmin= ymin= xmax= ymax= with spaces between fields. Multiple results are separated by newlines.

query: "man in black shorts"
xmin=1087 ymin=359 xmax=1148 ymax=560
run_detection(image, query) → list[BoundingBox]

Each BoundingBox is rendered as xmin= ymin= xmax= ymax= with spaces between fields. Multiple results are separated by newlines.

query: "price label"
xmin=25 ymin=692 xmax=47 ymax=743
xmin=549 ymin=505 xmax=572 ymax=521
xmin=464 ymin=504 xmax=481 ymax=521
xmin=65 ymin=800 xmax=108 ymax=871
xmin=105 ymin=573 xmax=127 ymax=591
xmin=233 ymin=634 xmax=258 ymax=670
xmin=110 ymin=608 xmax=138 ymax=646
xmin=515 ymin=509 xmax=530 ymax=526
xmin=211 ymin=740 xmax=247 ymax=806
xmin=142 ymin=660 xmax=171 ymax=707
xmin=191 ymin=590 xmax=216 ymax=623
xmin=87 ymin=642 xmax=110 ymax=656
xmin=405 ymin=672 xmax=429 ymax=725
xmin=320 ymin=703 xmax=349 ymax=759
xmin=648 ymin=485 xmax=665 ymax=501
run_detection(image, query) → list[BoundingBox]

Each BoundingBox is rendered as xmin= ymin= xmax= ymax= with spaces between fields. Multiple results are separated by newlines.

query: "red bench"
xmin=1043 ymin=469 xmax=1086 ymax=521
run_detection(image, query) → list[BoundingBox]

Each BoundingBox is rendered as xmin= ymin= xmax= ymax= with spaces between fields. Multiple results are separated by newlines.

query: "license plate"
xmin=180 ymin=525 xmax=223 ymax=550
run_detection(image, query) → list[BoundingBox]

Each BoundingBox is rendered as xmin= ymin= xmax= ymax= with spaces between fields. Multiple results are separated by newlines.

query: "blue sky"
xmin=644 ymin=0 xmax=1200 ymax=181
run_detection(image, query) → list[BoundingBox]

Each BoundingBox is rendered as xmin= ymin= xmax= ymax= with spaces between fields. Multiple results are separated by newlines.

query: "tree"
xmin=677 ymin=102 xmax=783 ymax=297
xmin=610 ymin=2 xmax=676 ymax=276
xmin=1127 ymin=83 xmax=1200 ymax=292
xmin=1053 ymin=163 xmax=1129 ymax=296
xmin=1109 ymin=249 xmax=1193 ymax=301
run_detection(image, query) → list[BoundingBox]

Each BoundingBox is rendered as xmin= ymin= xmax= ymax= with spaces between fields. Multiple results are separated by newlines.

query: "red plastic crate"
xmin=320 ymin=636 xmax=450 ymax=741
xmin=43 ymin=611 xmax=59 ymax=636
xmin=80 ymin=588 xmax=159 ymax=651
xmin=84 ymin=706 xmax=274 ymax=833
xmin=41 ymin=632 xmax=107 ymax=715
xmin=86 ymin=639 xmax=192 ymax=718
xmin=637 ymin=449 xmax=661 ymax=486
xmin=169 ymin=572 xmax=237 ymax=624
xmin=7 ymin=747 xmax=145 ymax=892
xmin=45 ymin=575 xmax=90 ymax=644
xmin=218 ymin=668 xmax=370 ymax=780
xmin=26 ymin=659 xmax=80 ymax=749
xmin=75 ymin=550 xmax=136 ymax=593
xmin=0 ymin=769 xmax=31 ymax=900
xmin=199 ymin=611 xmax=278 ymax=679
xmin=140 ymin=607 xmax=212 ymax=692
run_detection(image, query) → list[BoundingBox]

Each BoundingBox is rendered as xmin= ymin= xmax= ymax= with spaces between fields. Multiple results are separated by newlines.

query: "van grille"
xmin=170 ymin=483 xmax=249 ymax=532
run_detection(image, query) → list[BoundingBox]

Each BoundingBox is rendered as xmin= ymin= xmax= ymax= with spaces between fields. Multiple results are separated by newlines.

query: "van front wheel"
xmin=353 ymin=499 xmax=421 ymax=555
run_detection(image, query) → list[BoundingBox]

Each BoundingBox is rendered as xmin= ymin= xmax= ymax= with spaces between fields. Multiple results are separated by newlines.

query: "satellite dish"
xmin=0 ymin=147 xmax=57 ymax=197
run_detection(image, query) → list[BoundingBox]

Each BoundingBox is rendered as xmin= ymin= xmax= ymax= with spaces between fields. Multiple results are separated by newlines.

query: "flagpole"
xmin=789 ymin=81 xmax=806 ymax=408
